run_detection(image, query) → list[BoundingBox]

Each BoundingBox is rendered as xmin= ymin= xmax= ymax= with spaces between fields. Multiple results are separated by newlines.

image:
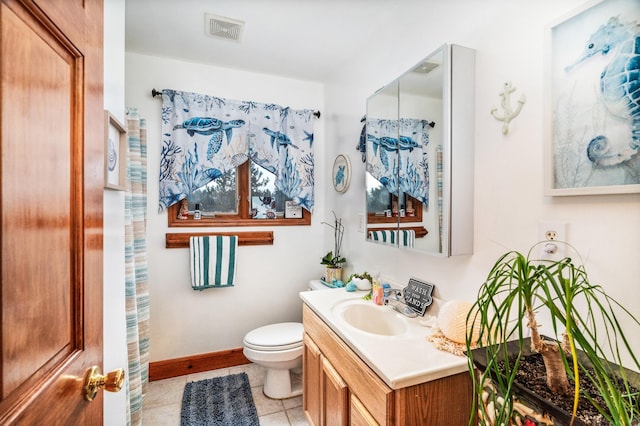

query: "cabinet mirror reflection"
xmin=365 ymin=44 xmax=475 ymax=256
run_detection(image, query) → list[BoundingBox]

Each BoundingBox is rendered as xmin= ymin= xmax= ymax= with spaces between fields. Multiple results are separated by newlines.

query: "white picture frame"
xmin=104 ymin=110 xmax=127 ymax=190
xmin=332 ymin=154 xmax=351 ymax=193
xmin=544 ymin=0 xmax=640 ymax=196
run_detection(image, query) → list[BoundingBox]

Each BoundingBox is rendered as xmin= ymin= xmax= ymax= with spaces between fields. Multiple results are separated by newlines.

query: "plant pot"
xmin=324 ymin=266 xmax=342 ymax=283
xmin=471 ymin=337 xmax=640 ymax=426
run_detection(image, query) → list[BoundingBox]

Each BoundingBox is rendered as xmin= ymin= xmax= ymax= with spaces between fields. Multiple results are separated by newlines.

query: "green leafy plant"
xmin=347 ymin=271 xmax=373 ymax=284
xmin=465 ymin=242 xmax=640 ymax=426
xmin=321 ymin=211 xmax=346 ymax=268
xmin=346 ymin=271 xmax=374 ymax=300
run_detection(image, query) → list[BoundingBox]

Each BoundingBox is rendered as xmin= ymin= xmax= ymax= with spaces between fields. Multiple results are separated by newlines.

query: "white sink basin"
xmin=332 ymin=300 xmax=409 ymax=336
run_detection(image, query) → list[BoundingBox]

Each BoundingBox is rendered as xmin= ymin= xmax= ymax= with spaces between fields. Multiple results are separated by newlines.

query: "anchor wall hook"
xmin=490 ymin=81 xmax=526 ymax=134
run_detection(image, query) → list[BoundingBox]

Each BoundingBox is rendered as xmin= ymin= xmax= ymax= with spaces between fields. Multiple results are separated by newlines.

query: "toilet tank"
xmin=308 ymin=279 xmax=336 ymax=290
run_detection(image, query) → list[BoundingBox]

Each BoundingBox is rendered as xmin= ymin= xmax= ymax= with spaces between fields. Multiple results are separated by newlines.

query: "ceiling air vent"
xmin=205 ymin=13 xmax=244 ymax=42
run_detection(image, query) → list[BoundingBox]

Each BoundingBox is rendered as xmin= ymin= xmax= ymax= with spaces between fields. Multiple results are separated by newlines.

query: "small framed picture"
xmin=284 ymin=200 xmax=302 ymax=218
xmin=104 ymin=110 xmax=127 ymax=190
xmin=332 ymin=154 xmax=351 ymax=193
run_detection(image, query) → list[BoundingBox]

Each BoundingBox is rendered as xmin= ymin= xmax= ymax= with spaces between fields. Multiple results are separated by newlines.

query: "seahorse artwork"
xmin=565 ymin=15 xmax=640 ymax=167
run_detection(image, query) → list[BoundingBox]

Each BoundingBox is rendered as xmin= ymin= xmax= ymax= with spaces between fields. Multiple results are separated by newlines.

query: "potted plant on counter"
xmin=465 ymin=242 xmax=640 ymax=426
xmin=321 ymin=211 xmax=346 ymax=283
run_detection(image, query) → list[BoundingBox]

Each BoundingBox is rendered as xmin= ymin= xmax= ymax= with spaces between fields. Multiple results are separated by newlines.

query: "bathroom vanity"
xmin=300 ymin=289 xmax=473 ymax=425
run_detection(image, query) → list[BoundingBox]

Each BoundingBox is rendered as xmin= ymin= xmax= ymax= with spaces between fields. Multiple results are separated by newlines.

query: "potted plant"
xmin=347 ymin=271 xmax=373 ymax=290
xmin=465 ymin=242 xmax=640 ymax=426
xmin=321 ymin=211 xmax=346 ymax=283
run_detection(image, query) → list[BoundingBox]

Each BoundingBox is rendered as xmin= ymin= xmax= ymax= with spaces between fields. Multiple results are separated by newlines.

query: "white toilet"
xmin=242 ymin=280 xmax=331 ymax=399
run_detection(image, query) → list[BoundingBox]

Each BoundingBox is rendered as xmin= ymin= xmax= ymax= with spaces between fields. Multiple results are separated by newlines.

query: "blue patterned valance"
xmin=159 ymin=89 xmax=315 ymax=212
xmin=366 ymin=118 xmax=431 ymax=205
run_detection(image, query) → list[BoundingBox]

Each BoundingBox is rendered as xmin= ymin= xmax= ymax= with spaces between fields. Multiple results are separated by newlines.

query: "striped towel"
xmin=369 ymin=229 xmax=415 ymax=248
xmin=369 ymin=230 xmax=397 ymax=245
xmin=189 ymin=236 xmax=237 ymax=290
xmin=399 ymin=229 xmax=415 ymax=248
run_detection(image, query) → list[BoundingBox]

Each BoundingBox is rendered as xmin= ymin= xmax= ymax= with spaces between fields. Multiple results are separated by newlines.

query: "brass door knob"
xmin=83 ymin=365 xmax=125 ymax=401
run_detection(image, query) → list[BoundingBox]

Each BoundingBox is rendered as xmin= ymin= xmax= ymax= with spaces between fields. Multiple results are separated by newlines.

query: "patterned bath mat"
xmin=180 ymin=372 xmax=259 ymax=426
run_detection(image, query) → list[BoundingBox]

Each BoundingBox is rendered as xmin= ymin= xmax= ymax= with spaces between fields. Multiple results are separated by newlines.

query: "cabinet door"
xmin=303 ymin=333 xmax=322 ymax=426
xmin=350 ymin=394 xmax=379 ymax=426
xmin=322 ymin=357 xmax=349 ymax=426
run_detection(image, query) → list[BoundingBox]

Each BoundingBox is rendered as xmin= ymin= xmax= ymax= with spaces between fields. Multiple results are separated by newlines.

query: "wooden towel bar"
xmin=165 ymin=231 xmax=274 ymax=248
xmin=367 ymin=226 xmax=428 ymax=238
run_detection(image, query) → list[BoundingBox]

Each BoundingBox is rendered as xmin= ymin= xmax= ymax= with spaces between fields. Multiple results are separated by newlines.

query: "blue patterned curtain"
xmin=124 ymin=108 xmax=149 ymax=426
xmin=159 ymin=89 xmax=315 ymax=212
xmin=365 ymin=118 xmax=431 ymax=205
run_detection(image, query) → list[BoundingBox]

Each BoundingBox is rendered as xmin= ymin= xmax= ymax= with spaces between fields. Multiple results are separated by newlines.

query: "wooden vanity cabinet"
xmin=321 ymin=357 xmax=349 ymax=425
xmin=302 ymin=304 xmax=473 ymax=425
xmin=303 ymin=333 xmax=351 ymax=425
xmin=350 ymin=394 xmax=378 ymax=426
xmin=303 ymin=334 xmax=322 ymax=426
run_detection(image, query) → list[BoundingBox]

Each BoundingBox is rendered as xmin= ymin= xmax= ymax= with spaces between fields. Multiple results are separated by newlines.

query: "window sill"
xmin=167 ymin=205 xmax=311 ymax=227
xmin=168 ymin=216 xmax=311 ymax=227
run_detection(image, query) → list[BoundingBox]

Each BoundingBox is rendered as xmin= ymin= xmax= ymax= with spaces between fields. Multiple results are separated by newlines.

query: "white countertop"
xmin=299 ymin=287 xmax=469 ymax=390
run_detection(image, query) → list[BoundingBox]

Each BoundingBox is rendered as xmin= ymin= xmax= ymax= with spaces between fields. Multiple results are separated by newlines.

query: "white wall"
xmin=125 ymin=0 xmax=640 ymax=370
xmin=324 ymin=0 xmax=640 ymax=365
xmin=103 ymin=0 xmax=127 ymax=423
xmin=125 ymin=54 xmax=326 ymax=361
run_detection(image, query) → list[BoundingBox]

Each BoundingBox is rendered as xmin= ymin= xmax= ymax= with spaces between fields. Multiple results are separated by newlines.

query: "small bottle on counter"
xmin=372 ymin=276 xmax=384 ymax=305
xmin=382 ymin=283 xmax=391 ymax=298
xmin=193 ymin=203 xmax=201 ymax=220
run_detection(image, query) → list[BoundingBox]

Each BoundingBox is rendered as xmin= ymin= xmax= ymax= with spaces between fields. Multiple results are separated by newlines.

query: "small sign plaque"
xmin=284 ymin=201 xmax=302 ymax=218
xmin=403 ymin=278 xmax=434 ymax=316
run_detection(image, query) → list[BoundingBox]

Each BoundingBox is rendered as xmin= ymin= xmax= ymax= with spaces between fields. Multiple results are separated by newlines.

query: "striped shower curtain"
xmin=124 ymin=108 xmax=149 ymax=426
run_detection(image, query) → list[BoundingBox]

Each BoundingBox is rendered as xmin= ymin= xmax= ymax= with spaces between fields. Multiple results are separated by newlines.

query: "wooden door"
xmin=1 ymin=0 xmax=104 ymax=424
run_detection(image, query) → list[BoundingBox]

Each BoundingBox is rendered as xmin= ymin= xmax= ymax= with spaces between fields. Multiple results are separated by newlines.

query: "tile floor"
xmin=142 ymin=363 xmax=309 ymax=425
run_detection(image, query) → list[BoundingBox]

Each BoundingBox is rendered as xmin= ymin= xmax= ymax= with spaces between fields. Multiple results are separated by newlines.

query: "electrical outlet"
xmin=538 ymin=221 xmax=567 ymax=260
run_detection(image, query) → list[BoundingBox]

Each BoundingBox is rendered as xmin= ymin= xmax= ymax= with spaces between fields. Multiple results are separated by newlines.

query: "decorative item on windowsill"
xmin=321 ymin=211 xmax=346 ymax=284
xmin=465 ymin=241 xmax=640 ymax=426
xmin=177 ymin=199 xmax=189 ymax=219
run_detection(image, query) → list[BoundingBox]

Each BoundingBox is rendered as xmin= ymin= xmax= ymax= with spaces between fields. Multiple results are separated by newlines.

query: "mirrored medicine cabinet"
xmin=365 ymin=44 xmax=475 ymax=256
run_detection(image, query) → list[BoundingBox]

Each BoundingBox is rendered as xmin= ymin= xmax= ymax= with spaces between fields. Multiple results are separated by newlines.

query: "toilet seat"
xmin=243 ymin=322 xmax=303 ymax=351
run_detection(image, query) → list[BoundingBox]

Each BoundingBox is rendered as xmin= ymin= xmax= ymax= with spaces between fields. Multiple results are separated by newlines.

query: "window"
xmin=366 ymin=171 xmax=423 ymax=225
xmin=168 ymin=161 xmax=311 ymax=227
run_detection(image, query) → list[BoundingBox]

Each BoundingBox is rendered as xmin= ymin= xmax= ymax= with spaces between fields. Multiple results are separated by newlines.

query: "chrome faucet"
xmin=382 ymin=288 xmax=418 ymax=318
xmin=384 ymin=288 xmax=403 ymax=301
